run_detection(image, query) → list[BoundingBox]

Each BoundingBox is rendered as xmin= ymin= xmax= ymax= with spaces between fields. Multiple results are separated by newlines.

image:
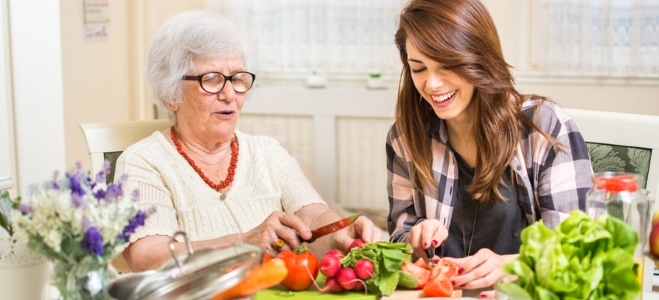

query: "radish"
xmin=309 ymin=275 xmax=343 ymax=293
xmin=354 ymin=258 xmax=374 ymax=280
xmin=319 ymin=254 xmax=341 ymax=277
xmin=349 ymin=239 xmax=365 ymax=250
xmin=336 ymin=267 xmax=360 ymax=290
xmin=324 ymin=249 xmax=345 ymax=259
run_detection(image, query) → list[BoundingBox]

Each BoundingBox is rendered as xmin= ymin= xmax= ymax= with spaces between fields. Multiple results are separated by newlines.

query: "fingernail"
xmin=480 ymin=293 xmax=487 ymax=298
xmin=459 ymin=284 xmax=466 ymax=288
xmin=432 ymin=258 xmax=440 ymax=263
xmin=423 ymin=242 xmax=428 ymax=248
xmin=451 ymin=280 xmax=455 ymax=286
xmin=458 ymin=268 xmax=464 ymax=274
xmin=432 ymin=239 xmax=438 ymax=247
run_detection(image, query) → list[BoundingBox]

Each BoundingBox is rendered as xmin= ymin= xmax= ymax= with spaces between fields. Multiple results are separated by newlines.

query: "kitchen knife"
xmin=306 ymin=213 xmax=361 ymax=243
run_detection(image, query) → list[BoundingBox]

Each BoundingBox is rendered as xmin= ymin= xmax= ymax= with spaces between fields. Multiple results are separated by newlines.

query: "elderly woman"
xmin=114 ymin=10 xmax=377 ymax=272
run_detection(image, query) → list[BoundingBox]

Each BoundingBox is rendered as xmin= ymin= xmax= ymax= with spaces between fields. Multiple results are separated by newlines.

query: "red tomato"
xmin=276 ymin=247 xmax=319 ymax=291
xmin=413 ymin=258 xmax=432 ymax=271
xmin=423 ymin=273 xmax=453 ymax=297
xmin=437 ymin=259 xmax=458 ymax=277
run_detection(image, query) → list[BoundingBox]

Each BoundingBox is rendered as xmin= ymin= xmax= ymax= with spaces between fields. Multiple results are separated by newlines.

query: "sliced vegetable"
xmin=400 ymin=261 xmax=429 ymax=288
xmin=422 ymin=273 xmax=453 ymax=297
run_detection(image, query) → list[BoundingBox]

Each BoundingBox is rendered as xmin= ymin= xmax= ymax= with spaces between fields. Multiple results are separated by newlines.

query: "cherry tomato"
xmin=423 ymin=273 xmax=453 ymax=297
xmin=276 ymin=246 xmax=319 ymax=291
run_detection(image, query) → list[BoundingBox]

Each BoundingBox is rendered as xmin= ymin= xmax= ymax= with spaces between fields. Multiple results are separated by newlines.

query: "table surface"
xmin=254 ymin=288 xmax=659 ymax=299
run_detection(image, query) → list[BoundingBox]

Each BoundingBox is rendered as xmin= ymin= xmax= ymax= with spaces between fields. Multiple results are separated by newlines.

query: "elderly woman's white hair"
xmin=145 ymin=10 xmax=256 ymax=121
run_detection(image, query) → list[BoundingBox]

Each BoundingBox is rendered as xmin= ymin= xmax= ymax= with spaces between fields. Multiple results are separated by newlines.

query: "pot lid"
xmin=107 ymin=231 xmax=263 ymax=300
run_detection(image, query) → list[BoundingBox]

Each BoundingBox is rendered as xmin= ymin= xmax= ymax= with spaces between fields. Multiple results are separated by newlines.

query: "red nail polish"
xmin=480 ymin=293 xmax=487 ymax=298
xmin=451 ymin=280 xmax=455 ymax=286
xmin=432 ymin=239 xmax=439 ymax=246
xmin=458 ymin=268 xmax=464 ymax=274
xmin=459 ymin=284 xmax=466 ymax=288
xmin=423 ymin=242 xmax=428 ymax=248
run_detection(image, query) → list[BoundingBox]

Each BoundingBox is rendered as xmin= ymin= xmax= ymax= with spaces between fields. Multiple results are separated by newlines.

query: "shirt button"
xmin=516 ymin=165 xmax=522 ymax=171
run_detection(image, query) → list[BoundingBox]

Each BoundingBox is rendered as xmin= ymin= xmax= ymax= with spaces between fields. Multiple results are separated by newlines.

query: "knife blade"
xmin=306 ymin=213 xmax=360 ymax=243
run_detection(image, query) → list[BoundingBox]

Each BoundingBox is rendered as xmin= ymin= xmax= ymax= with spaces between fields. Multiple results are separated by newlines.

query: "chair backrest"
xmin=564 ymin=108 xmax=659 ymax=292
xmin=79 ymin=119 xmax=172 ymax=182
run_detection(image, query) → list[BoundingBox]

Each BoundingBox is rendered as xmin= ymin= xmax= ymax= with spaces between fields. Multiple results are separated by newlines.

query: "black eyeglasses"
xmin=182 ymin=71 xmax=256 ymax=94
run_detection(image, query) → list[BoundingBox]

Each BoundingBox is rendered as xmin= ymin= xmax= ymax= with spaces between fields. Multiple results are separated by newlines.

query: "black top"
xmin=443 ymin=153 xmax=528 ymax=258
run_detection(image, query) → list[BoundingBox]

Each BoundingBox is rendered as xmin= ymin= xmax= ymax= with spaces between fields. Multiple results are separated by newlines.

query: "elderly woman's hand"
xmin=331 ymin=216 xmax=378 ymax=251
xmin=241 ymin=211 xmax=312 ymax=257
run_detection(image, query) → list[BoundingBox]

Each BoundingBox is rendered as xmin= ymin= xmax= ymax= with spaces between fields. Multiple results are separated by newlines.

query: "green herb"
xmin=501 ymin=210 xmax=641 ymax=299
xmin=341 ymin=241 xmax=413 ymax=296
xmin=0 ymin=191 xmax=20 ymax=236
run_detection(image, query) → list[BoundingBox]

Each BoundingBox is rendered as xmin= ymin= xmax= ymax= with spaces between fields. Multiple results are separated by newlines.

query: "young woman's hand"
xmin=406 ymin=219 xmax=448 ymax=261
xmin=443 ymin=248 xmax=517 ymax=290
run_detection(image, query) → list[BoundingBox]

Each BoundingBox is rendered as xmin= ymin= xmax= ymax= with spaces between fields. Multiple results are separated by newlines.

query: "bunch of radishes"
xmin=313 ymin=240 xmax=375 ymax=293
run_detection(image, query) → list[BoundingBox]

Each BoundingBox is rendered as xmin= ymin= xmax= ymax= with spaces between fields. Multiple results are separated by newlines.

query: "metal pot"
xmin=106 ymin=231 xmax=263 ymax=300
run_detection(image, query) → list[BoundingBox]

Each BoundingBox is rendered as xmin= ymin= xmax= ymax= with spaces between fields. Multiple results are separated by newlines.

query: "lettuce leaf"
xmin=502 ymin=210 xmax=641 ymax=299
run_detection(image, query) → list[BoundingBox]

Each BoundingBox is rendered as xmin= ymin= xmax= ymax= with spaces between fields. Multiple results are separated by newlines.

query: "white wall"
xmin=3 ymin=0 xmax=658 ymax=197
xmin=0 ymin=0 xmax=15 ymax=194
xmin=9 ymin=0 xmax=66 ymax=194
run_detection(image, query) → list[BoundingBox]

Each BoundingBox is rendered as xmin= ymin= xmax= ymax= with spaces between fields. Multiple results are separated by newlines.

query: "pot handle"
xmin=169 ymin=231 xmax=194 ymax=269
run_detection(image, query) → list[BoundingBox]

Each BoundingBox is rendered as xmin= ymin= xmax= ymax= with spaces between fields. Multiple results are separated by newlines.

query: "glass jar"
xmin=585 ymin=172 xmax=653 ymax=298
xmin=586 ymin=172 xmax=652 ymax=257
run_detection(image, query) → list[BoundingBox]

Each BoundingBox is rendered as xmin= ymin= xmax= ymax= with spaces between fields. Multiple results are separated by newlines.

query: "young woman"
xmin=386 ymin=0 xmax=592 ymax=295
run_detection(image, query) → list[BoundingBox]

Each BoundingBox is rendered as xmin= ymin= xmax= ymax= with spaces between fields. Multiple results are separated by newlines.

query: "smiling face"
xmin=405 ymin=40 xmax=475 ymax=124
xmin=173 ymin=53 xmax=247 ymax=143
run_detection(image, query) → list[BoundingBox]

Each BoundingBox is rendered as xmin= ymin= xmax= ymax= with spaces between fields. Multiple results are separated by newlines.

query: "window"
xmin=532 ymin=0 xmax=659 ymax=77
xmin=214 ymin=0 xmax=404 ymax=83
xmin=215 ymin=0 xmax=659 ymax=82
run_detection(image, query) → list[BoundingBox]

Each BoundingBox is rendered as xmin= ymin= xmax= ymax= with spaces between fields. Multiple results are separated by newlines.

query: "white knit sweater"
xmin=114 ymin=130 xmax=326 ymax=243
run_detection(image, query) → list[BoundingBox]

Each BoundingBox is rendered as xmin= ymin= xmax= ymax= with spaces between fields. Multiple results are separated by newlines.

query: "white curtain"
xmin=218 ymin=0 xmax=403 ymax=81
xmin=535 ymin=0 xmax=659 ymax=77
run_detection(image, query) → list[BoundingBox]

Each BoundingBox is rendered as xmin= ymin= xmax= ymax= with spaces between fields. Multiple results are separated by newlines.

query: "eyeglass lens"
xmin=201 ymin=72 xmax=254 ymax=93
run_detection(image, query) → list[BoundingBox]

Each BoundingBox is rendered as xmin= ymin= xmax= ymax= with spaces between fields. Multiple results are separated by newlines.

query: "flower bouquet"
xmin=8 ymin=161 xmax=149 ymax=300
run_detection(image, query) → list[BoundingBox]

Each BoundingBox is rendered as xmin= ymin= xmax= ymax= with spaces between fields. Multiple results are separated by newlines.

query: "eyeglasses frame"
xmin=181 ymin=71 xmax=256 ymax=94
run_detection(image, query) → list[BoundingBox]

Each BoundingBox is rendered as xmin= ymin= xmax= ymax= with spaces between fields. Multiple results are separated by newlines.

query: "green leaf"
xmin=502 ymin=211 xmax=640 ymax=299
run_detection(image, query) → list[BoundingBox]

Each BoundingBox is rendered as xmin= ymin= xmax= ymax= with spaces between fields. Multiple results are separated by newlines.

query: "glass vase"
xmin=51 ymin=258 xmax=115 ymax=300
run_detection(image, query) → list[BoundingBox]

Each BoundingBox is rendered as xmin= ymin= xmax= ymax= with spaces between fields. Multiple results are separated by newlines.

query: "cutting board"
xmin=254 ymin=286 xmax=481 ymax=299
xmin=254 ymin=285 xmax=376 ymax=300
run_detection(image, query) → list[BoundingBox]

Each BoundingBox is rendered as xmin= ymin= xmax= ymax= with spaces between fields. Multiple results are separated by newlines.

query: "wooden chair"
xmin=79 ymin=119 xmax=171 ymax=182
xmin=564 ymin=108 xmax=659 ymax=292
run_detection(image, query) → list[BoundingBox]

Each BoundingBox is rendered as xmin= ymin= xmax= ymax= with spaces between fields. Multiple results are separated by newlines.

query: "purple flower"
xmin=18 ymin=203 xmax=32 ymax=214
xmin=82 ymin=227 xmax=105 ymax=256
xmin=68 ymin=172 xmax=86 ymax=197
xmin=105 ymin=183 xmax=123 ymax=200
xmin=93 ymin=189 xmax=106 ymax=201
xmin=119 ymin=211 xmax=147 ymax=242
xmin=71 ymin=193 xmax=85 ymax=207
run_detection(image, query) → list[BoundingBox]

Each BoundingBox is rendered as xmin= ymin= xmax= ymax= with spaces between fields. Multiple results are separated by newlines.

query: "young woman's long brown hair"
xmin=394 ymin=0 xmax=560 ymax=202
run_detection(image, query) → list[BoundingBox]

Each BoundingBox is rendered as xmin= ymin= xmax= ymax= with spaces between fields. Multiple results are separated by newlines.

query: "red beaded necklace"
xmin=170 ymin=125 xmax=239 ymax=192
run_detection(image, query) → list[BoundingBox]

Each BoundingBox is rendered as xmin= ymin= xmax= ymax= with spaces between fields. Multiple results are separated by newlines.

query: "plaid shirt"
xmin=386 ymin=99 xmax=593 ymax=243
